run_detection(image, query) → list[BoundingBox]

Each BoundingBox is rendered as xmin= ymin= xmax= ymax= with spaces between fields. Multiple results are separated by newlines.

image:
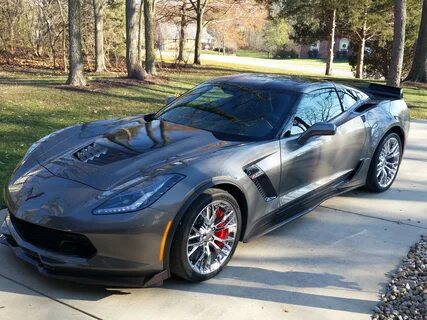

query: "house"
xmin=299 ymin=38 xmax=351 ymax=58
xmin=156 ymin=23 xmax=215 ymax=51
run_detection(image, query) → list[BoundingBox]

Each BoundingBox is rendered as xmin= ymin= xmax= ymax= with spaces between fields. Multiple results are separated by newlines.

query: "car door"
xmin=278 ymin=87 xmax=366 ymax=207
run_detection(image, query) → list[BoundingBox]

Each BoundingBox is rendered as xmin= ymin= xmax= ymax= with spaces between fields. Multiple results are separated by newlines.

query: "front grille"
xmin=74 ymin=142 xmax=136 ymax=165
xmin=10 ymin=215 xmax=96 ymax=258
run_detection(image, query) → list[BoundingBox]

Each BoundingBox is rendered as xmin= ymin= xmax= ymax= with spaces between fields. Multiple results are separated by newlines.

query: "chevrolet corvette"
xmin=1 ymin=74 xmax=409 ymax=286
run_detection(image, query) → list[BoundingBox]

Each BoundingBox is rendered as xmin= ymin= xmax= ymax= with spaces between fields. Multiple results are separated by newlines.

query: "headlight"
xmin=92 ymin=174 xmax=185 ymax=215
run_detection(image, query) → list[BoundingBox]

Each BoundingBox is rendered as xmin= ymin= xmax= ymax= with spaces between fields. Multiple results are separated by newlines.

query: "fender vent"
xmin=244 ymin=165 xmax=277 ymax=201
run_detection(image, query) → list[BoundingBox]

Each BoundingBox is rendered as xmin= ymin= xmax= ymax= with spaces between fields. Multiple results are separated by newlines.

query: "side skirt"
xmin=245 ymin=169 xmax=365 ymax=241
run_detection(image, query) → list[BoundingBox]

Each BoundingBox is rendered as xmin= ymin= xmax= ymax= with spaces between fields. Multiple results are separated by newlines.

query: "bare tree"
xmin=209 ymin=0 xmax=267 ymax=53
xmin=325 ymin=8 xmax=336 ymax=76
xmin=56 ymin=0 xmax=68 ymax=71
xmin=144 ymin=0 xmax=156 ymax=75
xmin=355 ymin=3 xmax=368 ymax=79
xmin=67 ymin=0 xmax=87 ymax=86
xmin=177 ymin=0 xmax=188 ymax=62
xmin=0 ymin=0 xmax=24 ymax=53
xmin=93 ymin=0 xmax=107 ymax=72
xmin=406 ymin=0 xmax=427 ymax=82
xmin=387 ymin=0 xmax=406 ymax=87
xmin=190 ymin=0 xmax=208 ymax=65
xmin=126 ymin=0 xmax=145 ymax=79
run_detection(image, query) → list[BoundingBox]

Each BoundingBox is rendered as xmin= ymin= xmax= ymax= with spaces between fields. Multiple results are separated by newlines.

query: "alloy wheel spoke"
xmin=188 ymin=243 xmax=203 ymax=257
xmin=388 ymin=142 xmax=398 ymax=155
xmin=386 ymin=152 xmax=400 ymax=160
xmin=209 ymin=241 xmax=228 ymax=258
xmin=209 ymin=204 xmax=218 ymax=225
xmin=188 ymin=234 xmax=200 ymax=240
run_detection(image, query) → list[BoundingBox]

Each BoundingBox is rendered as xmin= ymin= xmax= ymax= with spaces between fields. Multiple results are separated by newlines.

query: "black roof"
xmin=207 ymin=74 xmax=331 ymax=93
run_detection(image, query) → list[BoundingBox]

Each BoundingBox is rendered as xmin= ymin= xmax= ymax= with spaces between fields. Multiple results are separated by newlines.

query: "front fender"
xmin=158 ymin=176 xmax=249 ymax=271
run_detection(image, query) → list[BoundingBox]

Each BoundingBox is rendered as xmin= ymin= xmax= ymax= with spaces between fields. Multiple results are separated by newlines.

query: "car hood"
xmin=37 ymin=117 xmax=241 ymax=190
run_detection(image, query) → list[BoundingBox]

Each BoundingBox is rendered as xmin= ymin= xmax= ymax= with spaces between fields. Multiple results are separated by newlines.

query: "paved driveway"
xmin=0 ymin=121 xmax=426 ymax=320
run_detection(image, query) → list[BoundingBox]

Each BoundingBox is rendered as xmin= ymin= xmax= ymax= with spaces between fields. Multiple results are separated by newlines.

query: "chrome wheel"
xmin=186 ymin=200 xmax=238 ymax=275
xmin=376 ymin=136 xmax=400 ymax=188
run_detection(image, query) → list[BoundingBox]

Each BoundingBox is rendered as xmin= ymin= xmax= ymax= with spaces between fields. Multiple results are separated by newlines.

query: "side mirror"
xmin=165 ymin=96 xmax=175 ymax=105
xmin=297 ymin=122 xmax=336 ymax=145
xmin=144 ymin=113 xmax=156 ymax=121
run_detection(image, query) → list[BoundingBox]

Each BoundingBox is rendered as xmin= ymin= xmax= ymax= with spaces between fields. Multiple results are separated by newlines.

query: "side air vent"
xmin=355 ymin=102 xmax=376 ymax=113
xmin=74 ymin=142 xmax=137 ymax=165
xmin=244 ymin=165 xmax=277 ymax=201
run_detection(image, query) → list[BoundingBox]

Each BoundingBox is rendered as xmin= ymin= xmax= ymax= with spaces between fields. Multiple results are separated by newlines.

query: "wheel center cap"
xmin=201 ymin=228 xmax=214 ymax=242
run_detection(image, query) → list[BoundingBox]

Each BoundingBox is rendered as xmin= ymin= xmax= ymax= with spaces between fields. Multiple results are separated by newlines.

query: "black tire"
xmin=365 ymin=132 xmax=402 ymax=193
xmin=170 ymin=188 xmax=241 ymax=282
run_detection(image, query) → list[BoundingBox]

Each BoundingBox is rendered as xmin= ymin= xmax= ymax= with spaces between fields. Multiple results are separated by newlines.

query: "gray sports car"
xmin=1 ymin=74 xmax=409 ymax=286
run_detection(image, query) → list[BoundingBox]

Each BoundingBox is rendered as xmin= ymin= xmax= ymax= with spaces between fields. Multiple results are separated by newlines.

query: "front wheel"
xmin=365 ymin=132 xmax=402 ymax=193
xmin=170 ymin=188 xmax=241 ymax=282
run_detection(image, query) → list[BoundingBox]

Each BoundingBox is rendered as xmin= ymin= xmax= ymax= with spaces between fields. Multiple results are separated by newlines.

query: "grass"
xmin=0 ymin=62 xmax=426 ymax=208
xmin=236 ymin=50 xmax=270 ymax=59
xmin=201 ymin=49 xmax=270 ymax=58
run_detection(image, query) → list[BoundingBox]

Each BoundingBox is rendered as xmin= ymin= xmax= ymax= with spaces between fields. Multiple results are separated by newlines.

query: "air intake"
xmin=244 ymin=165 xmax=277 ymax=201
xmin=74 ymin=142 xmax=137 ymax=165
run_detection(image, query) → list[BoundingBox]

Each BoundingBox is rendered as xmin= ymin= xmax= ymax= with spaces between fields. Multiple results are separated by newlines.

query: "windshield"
xmin=156 ymin=83 xmax=299 ymax=141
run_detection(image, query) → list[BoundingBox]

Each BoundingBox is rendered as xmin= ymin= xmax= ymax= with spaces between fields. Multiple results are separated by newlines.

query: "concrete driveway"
xmin=0 ymin=121 xmax=426 ymax=320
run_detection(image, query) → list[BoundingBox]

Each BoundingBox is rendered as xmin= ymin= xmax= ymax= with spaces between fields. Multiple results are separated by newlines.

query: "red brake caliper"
xmin=214 ymin=208 xmax=228 ymax=249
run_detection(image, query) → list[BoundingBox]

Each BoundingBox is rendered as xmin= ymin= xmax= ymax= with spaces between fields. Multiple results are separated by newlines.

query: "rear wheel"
xmin=170 ymin=189 xmax=241 ymax=282
xmin=365 ymin=132 xmax=402 ymax=193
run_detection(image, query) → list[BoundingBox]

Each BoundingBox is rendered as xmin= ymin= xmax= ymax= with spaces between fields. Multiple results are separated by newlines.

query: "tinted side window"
xmin=338 ymin=89 xmax=358 ymax=110
xmin=352 ymin=89 xmax=369 ymax=101
xmin=291 ymin=89 xmax=342 ymax=135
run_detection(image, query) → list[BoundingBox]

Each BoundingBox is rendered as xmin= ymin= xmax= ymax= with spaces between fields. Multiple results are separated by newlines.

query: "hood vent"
xmin=244 ymin=165 xmax=277 ymax=201
xmin=74 ymin=142 xmax=137 ymax=165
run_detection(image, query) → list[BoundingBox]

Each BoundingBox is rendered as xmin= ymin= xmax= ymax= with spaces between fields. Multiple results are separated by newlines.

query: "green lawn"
xmin=0 ymin=64 xmax=426 ymax=208
xmin=236 ymin=50 xmax=270 ymax=59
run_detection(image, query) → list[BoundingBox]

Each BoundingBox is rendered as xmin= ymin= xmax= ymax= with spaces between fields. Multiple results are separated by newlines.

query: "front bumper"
xmin=0 ymin=211 xmax=170 ymax=287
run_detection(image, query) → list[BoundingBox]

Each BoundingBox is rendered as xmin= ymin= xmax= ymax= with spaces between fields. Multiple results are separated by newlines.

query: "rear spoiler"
xmin=367 ymin=83 xmax=404 ymax=100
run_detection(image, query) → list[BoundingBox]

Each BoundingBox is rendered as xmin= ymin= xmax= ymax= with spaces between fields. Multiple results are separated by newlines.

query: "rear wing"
xmin=366 ymin=83 xmax=404 ymax=100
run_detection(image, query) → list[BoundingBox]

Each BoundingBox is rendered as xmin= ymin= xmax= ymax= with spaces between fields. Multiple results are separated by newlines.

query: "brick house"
xmin=299 ymin=38 xmax=351 ymax=58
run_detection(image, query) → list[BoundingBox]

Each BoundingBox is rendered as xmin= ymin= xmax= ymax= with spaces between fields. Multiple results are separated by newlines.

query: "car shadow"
xmin=164 ymin=267 xmax=373 ymax=314
xmin=207 ymin=266 xmax=361 ymax=290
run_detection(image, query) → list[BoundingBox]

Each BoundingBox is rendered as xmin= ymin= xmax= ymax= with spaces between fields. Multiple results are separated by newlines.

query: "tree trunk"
xmin=194 ymin=2 xmax=204 ymax=65
xmin=355 ymin=38 xmax=366 ymax=79
xmin=67 ymin=0 xmax=87 ymax=86
xmin=93 ymin=0 xmax=107 ymax=72
xmin=144 ymin=0 xmax=156 ymax=75
xmin=325 ymin=9 xmax=336 ymax=76
xmin=41 ymin=11 xmax=56 ymax=69
xmin=387 ymin=0 xmax=406 ymax=87
xmin=177 ymin=2 xmax=187 ymax=62
xmin=9 ymin=23 xmax=15 ymax=53
xmin=356 ymin=6 xmax=368 ymax=79
xmin=406 ymin=0 xmax=427 ymax=82
xmin=126 ymin=0 xmax=145 ymax=79
xmin=56 ymin=0 xmax=68 ymax=72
